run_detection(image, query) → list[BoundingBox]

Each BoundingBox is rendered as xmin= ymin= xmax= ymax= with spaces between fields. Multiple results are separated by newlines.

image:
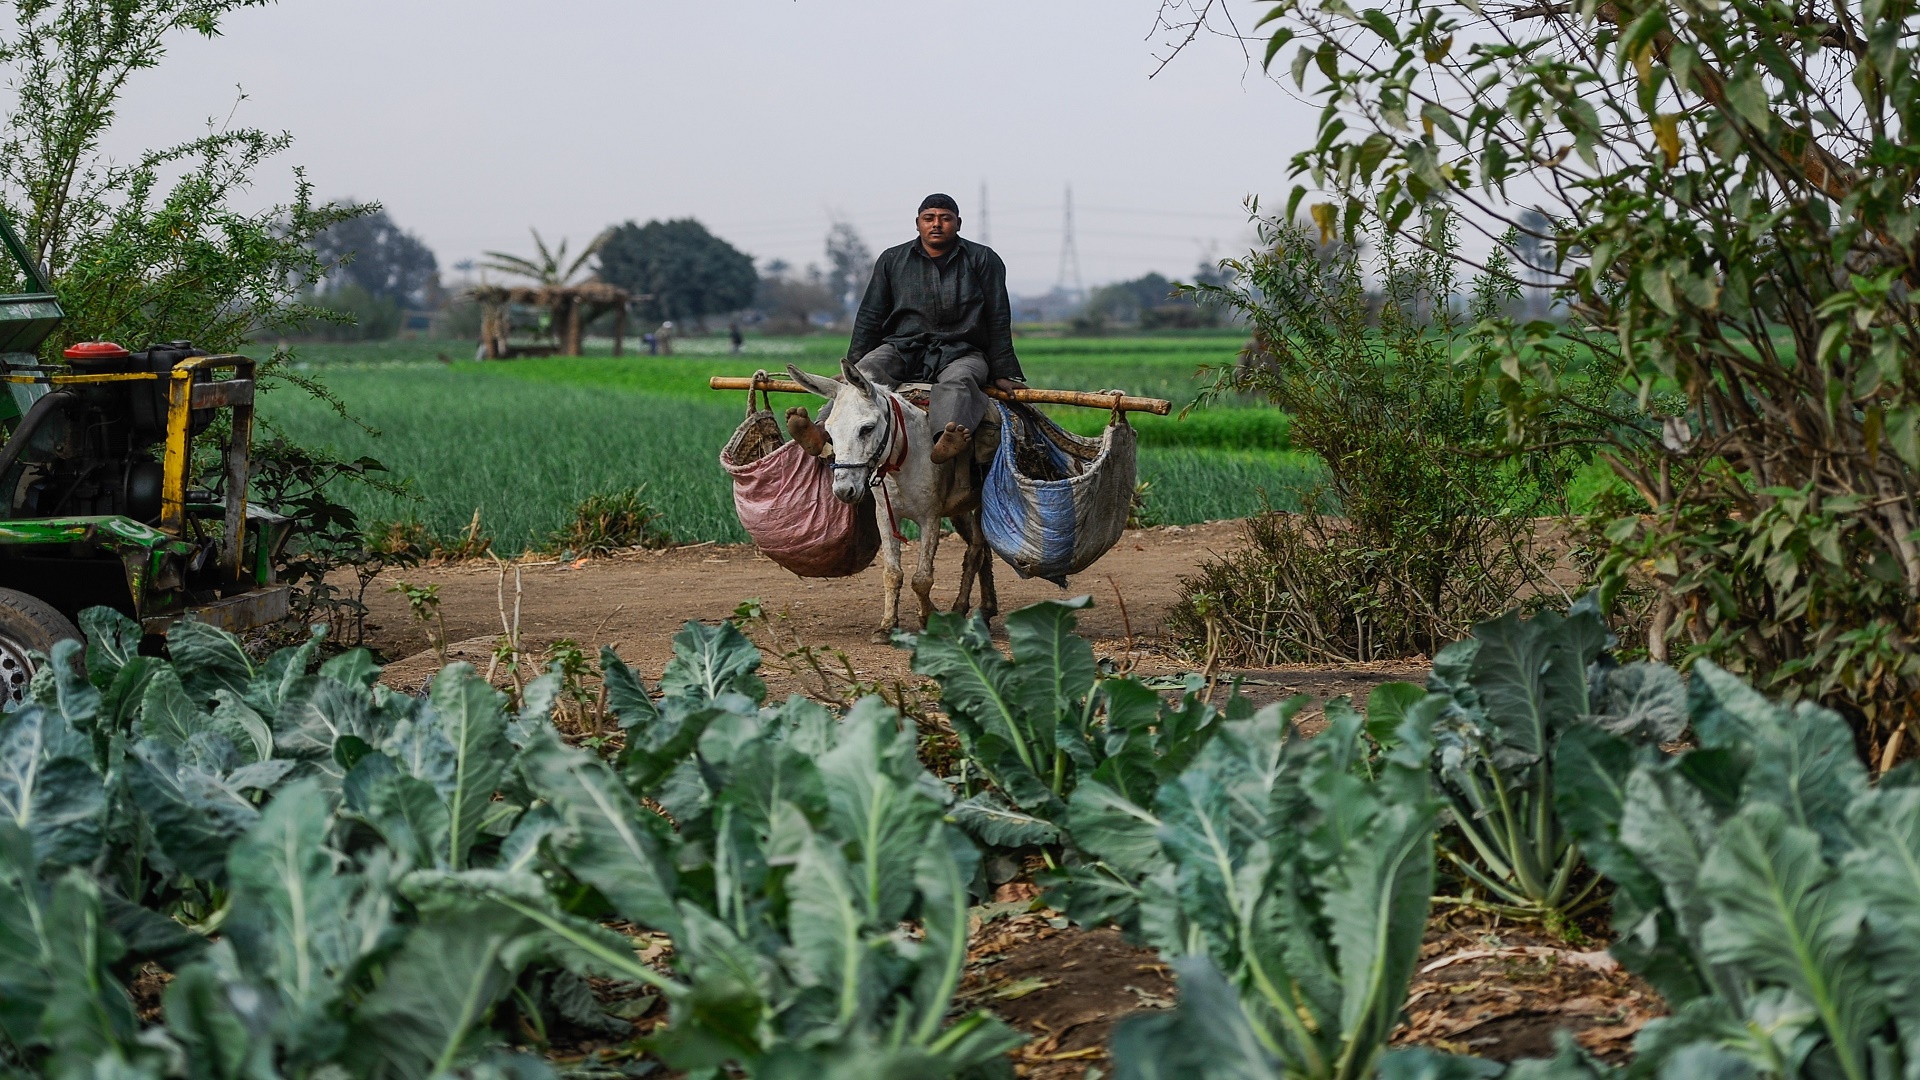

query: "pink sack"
xmin=720 ymin=384 xmax=880 ymax=578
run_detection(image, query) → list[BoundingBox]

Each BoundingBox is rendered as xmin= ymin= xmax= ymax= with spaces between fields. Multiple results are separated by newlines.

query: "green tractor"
xmin=0 ymin=209 xmax=292 ymax=700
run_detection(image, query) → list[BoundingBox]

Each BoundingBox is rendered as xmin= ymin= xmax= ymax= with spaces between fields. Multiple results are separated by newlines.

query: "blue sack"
xmin=980 ymin=401 xmax=1137 ymax=586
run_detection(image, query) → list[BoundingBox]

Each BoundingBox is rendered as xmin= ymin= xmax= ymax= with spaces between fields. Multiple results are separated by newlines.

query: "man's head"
xmin=916 ymin=193 xmax=961 ymax=256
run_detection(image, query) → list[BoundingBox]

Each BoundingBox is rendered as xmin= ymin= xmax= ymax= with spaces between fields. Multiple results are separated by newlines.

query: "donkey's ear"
xmin=787 ymin=364 xmax=843 ymax=398
xmin=839 ymin=356 xmax=870 ymax=392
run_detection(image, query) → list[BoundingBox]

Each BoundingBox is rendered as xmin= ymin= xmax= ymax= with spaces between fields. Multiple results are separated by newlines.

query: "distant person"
xmin=657 ymin=320 xmax=675 ymax=356
xmin=729 ymin=321 xmax=744 ymax=354
xmin=787 ymin=193 xmax=1023 ymax=464
xmin=644 ymin=332 xmax=657 ymax=356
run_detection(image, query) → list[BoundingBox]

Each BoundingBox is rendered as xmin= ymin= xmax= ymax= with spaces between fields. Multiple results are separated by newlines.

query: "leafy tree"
xmin=0 ymin=0 xmax=395 ymax=628
xmin=1171 ymin=214 xmax=1585 ymax=663
xmin=823 ymin=219 xmax=871 ymax=322
xmin=1081 ymin=267 xmax=1228 ymax=330
xmin=596 ymin=217 xmax=757 ymax=324
xmin=754 ymin=259 xmax=837 ymax=333
xmin=480 ymin=227 xmax=602 ymax=287
xmin=309 ymin=205 xmax=439 ymax=309
xmin=294 ymin=284 xmax=403 ymax=342
xmin=1084 ymin=272 xmax=1177 ymax=325
xmin=0 ymin=0 xmax=360 ymax=354
xmin=1191 ymin=0 xmax=1920 ymax=754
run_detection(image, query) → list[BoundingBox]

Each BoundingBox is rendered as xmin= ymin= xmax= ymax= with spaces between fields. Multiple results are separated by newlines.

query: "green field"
xmin=256 ymin=333 xmax=1318 ymax=552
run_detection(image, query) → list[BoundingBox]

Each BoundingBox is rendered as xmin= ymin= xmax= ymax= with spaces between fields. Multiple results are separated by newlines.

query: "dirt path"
xmin=360 ymin=520 xmax=1425 ymax=705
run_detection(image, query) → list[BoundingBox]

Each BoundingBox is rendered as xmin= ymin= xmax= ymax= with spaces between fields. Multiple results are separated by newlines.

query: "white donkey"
xmin=788 ymin=360 xmax=997 ymax=638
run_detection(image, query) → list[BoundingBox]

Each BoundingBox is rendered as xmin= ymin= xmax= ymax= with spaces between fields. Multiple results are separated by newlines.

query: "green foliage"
xmin=0 ymin=0 xmax=359 ymax=355
xmin=0 ymin=0 xmax=405 ymax=639
xmin=246 ymin=434 xmax=407 ymax=643
xmin=908 ymin=598 xmax=1231 ymax=854
xmin=0 ymin=603 xmax=1020 ymax=1078
xmin=1077 ymin=270 xmax=1223 ymax=332
xmin=1250 ymin=0 xmax=1920 ymax=747
xmin=1172 ymin=215 xmax=1586 ymax=664
xmin=546 ymin=485 xmax=671 ymax=556
xmin=1100 ymin=692 xmax=1441 ymax=1080
xmin=1425 ymin=600 xmax=1683 ymax=922
xmin=598 ymin=217 xmax=758 ymax=324
xmin=297 ymin=283 xmax=403 ymax=341
xmin=526 ymin=620 xmax=1023 ymax=1076
xmin=0 ymin=615 xmax=564 ymax=1077
xmin=480 ymin=228 xmax=600 ymax=288
xmin=260 ymin=339 xmax=1317 ymax=550
xmin=1540 ymin=661 xmax=1918 ymax=1078
xmin=308 ymin=205 xmax=439 ymax=311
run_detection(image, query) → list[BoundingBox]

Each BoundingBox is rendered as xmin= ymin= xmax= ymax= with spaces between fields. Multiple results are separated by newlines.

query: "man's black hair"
xmin=918 ymin=193 xmax=960 ymax=215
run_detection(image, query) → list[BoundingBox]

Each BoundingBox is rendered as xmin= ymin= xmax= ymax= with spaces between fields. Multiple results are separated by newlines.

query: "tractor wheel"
xmin=0 ymin=589 xmax=82 ymax=706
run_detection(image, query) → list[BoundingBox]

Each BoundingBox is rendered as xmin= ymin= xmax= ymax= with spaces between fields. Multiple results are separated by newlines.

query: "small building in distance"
xmin=472 ymin=281 xmax=635 ymax=358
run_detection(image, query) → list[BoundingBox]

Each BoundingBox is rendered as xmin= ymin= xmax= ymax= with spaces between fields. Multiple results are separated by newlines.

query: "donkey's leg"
xmin=876 ymin=500 xmax=904 ymax=643
xmin=971 ymin=506 xmax=999 ymax=622
xmin=949 ymin=513 xmax=980 ymax=616
xmin=910 ymin=516 xmax=942 ymax=629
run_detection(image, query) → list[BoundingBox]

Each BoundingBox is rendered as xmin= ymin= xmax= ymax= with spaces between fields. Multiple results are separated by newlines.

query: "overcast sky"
xmin=101 ymin=1 xmax=1318 ymax=295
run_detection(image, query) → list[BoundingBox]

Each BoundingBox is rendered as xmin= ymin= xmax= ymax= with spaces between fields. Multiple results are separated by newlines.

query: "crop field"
xmin=257 ymin=332 xmax=1318 ymax=552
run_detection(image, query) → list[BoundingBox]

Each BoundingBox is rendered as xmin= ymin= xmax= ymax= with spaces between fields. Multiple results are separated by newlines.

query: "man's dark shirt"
xmin=847 ymin=236 xmax=1023 ymax=383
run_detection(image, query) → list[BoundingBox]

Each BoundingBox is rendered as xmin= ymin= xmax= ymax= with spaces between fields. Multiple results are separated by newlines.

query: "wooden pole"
xmin=564 ymin=298 xmax=583 ymax=356
xmin=707 ymin=376 xmax=1172 ymax=415
xmin=480 ymin=303 xmax=505 ymax=360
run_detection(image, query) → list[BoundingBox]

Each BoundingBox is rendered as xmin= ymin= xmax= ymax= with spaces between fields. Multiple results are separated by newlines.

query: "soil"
xmin=961 ymin=905 xmax=1174 ymax=1079
xmin=354 ymin=521 xmax=1425 ymax=708
xmin=346 ymin=521 xmax=1659 ymax=1074
xmin=1396 ymin=913 xmax=1666 ymax=1063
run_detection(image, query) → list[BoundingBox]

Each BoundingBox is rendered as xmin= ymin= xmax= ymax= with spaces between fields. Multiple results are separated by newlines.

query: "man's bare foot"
xmin=929 ymin=422 xmax=972 ymax=464
xmin=786 ymin=408 xmax=828 ymax=456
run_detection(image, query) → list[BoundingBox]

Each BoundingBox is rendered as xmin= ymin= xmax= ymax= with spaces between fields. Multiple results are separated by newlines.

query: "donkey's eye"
xmin=860 ymin=423 xmax=876 ymax=436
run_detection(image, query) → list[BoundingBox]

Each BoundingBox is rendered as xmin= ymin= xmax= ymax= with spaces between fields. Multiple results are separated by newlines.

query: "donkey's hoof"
xmin=871 ymin=627 xmax=897 ymax=644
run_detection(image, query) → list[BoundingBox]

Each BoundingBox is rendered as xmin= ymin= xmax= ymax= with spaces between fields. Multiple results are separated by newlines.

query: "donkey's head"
xmin=789 ymin=360 xmax=892 ymax=504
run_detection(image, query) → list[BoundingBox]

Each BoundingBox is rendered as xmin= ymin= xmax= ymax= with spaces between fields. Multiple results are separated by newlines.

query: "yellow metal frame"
xmin=2 ymin=354 xmax=255 ymax=582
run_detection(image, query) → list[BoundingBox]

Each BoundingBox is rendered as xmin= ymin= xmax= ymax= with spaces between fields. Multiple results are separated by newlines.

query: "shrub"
xmin=548 ymin=487 xmax=671 ymax=556
xmin=1246 ymin=0 xmax=1920 ymax=756
xmin=290 ymin=283 xmax=403 ymax=341
xmin=1170 ymin=214 xmax=1586 ymax=664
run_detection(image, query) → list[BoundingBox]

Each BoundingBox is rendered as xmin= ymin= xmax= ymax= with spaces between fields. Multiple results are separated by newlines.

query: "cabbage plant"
xmin=0 ymin=610 xmax=1019 ymax=1079
xmin=1422 ymin=600 xmax=1686 ymax=922
xmin=1548 ymin=663 xmax=1920 ymax=1079
xmin=1093 ymin=695 xmax=1441 ymax=1080
xmin=909 ymin=597 xmax=1234 ymax=853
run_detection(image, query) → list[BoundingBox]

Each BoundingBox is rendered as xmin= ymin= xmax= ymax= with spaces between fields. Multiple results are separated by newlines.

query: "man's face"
xmin=917 ymin=208 xmax=959 ymax=253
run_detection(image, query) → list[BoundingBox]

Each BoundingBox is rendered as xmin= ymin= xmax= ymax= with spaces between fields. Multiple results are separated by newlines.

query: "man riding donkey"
xmin=786 ymin=193 xmax=1024 ymax=465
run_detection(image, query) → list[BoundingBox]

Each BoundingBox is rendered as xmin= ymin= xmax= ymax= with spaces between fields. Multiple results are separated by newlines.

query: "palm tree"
xmin=480 ymin=228 xmax=606 ymax=286
xmin=474 ymin=227 xmax=617 ymax=357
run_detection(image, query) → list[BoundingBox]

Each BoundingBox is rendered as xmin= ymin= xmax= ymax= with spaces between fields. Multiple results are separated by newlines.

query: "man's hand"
xmin=993 ymin=378 xmax=1023 ymax=392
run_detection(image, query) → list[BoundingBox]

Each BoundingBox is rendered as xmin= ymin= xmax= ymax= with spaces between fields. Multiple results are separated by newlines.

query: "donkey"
xmin=787 ymin=360 xmax=997 ymax=638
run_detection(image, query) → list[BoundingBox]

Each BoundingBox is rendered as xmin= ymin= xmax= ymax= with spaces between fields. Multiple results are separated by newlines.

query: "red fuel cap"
xmin=64 ymin=341 xmax=131 ymax=360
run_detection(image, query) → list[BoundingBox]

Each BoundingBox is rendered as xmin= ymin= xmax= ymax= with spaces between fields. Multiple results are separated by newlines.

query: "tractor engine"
xmin=0 ymin=340 xmax=215 ymax=523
